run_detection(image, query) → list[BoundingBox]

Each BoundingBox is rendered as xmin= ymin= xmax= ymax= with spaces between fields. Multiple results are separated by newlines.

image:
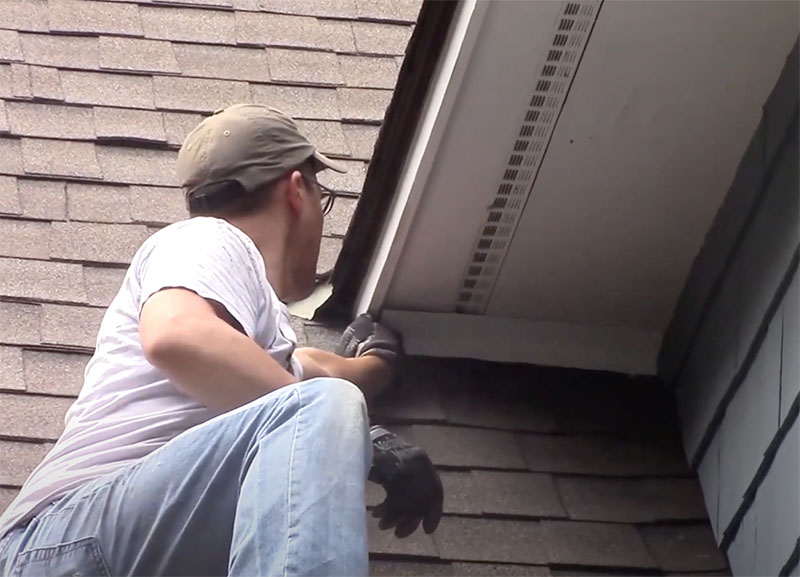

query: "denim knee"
xmin=300 ymin=378 xmax=367 ymax=421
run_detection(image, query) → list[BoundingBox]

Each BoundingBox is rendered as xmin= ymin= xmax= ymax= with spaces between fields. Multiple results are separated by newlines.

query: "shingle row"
xmin=1 ymin=1 xmax=417 ymax=52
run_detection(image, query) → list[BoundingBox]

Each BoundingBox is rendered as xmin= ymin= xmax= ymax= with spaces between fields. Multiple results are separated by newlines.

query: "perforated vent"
xmin=455 ymin=1 xmax=601 ymax=314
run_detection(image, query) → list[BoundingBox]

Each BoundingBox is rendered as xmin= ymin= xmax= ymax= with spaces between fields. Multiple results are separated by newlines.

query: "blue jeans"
xmin=0 ymin=378 xmax=372 ymax=576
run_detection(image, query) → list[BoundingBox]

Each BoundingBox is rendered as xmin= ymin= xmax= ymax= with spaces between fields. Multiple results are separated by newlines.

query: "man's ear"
xmin=286 ymin=170 xmax=306 ymax=216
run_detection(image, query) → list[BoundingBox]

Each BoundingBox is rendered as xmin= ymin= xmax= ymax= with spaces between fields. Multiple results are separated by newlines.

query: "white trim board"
xmin=382 ymin=310 xmax=662 ymax=375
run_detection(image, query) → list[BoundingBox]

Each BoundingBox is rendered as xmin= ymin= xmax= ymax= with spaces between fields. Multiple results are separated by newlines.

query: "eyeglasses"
xmin=317 ymin=181 xmax=337 ymax=216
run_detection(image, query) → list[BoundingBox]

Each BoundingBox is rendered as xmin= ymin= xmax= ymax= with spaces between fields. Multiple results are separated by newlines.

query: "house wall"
xmin=658 ymin=39 xmax=799 ymax=576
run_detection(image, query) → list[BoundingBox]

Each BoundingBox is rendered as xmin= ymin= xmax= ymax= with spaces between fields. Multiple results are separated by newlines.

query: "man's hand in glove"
xmin=369 ymin=426 xmax=443 ymax=539
xmin=337 ymin=314 xmax=402 ymax=364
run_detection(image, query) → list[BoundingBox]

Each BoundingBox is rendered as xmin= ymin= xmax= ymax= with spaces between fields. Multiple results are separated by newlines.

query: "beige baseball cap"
xmin=177 ymin=103 xmax=347 ymax=200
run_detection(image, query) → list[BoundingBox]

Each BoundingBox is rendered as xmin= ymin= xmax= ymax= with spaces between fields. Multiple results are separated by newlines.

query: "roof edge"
xmin=317 ymin=0 xmax=461 ymax=322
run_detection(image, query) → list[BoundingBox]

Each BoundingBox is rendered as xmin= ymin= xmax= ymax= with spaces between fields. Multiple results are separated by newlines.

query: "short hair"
xmin=187 ymin=159 xmax=316 ymax=218
xmin=187 ymin=179 xmax=275 ymax=218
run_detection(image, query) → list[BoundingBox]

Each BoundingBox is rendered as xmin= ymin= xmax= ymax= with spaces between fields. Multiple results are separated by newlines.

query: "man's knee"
xmin=301 ymin=377 xmax=367 ymax=418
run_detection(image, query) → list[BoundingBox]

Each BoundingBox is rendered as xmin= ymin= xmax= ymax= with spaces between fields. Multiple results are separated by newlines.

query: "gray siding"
xmin=659 ymin=38 xmax=799 ymax=576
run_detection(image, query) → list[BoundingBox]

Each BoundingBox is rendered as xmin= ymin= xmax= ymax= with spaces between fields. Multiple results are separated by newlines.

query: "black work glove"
xmin=368 ymin=426 xmax=443 ymax=539
xmin=337 ymin=314 xmax=403 ymax=364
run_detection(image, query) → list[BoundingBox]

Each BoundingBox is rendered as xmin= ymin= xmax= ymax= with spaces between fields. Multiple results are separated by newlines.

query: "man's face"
xmin=284 ymin=169 xmax=326 ymax=301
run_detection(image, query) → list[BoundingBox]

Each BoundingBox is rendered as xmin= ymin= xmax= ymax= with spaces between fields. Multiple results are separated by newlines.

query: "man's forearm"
xmin=144 ymin=314 xmax=297 ymax=412
xmin=293 ymin=347 xmax=393 ymax=402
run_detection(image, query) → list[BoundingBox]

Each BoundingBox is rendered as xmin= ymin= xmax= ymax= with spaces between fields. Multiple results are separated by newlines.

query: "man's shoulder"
xmin=147 ymin=217 xmax=254 ymax=252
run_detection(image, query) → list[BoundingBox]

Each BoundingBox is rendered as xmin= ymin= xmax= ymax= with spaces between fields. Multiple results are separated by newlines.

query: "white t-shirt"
xmin=0 ymin=217 xmax=303 ymax=538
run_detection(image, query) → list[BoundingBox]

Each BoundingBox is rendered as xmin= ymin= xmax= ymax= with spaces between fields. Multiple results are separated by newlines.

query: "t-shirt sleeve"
xmin=138 ymin=221 xmax=266 ymax=339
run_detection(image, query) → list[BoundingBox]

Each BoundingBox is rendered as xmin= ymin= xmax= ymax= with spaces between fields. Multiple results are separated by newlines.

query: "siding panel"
xmin=717 ymin=315 xmax=782 ymax=530
xmin=659 ymin=39 xmax=799 ymax=576
xmin=781 ymin=270 xmax=799 ymax=424
xmin=754 ymin=418 xmax=799 ymax=576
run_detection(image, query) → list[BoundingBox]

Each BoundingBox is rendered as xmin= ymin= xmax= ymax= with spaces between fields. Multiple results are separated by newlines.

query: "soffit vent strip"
xmin=455 ymin=0 xmax=602 ymax=314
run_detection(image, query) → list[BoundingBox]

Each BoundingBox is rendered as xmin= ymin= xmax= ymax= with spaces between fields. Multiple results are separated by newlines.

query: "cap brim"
xmin=312 ymin=150 xmax=348 ymax=174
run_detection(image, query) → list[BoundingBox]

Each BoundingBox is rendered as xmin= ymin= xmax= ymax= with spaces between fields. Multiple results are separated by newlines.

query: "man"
xmin=0 ymin=104 xmax=443 ymax=576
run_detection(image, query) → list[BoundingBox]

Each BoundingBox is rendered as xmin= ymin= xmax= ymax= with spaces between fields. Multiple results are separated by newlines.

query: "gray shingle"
xmin=94 ymin=107 xmax=166 ymax=143
xmin=557 ymin=477 xmax=708 ymax=523
xmin=408 ymin=425 xmax=526 ymax=469
xmin=12 ymin=63 xmax=32 ymax=98
xmin=352 ymin=21 xmax=413 ymax=55
xmin=367 ymin=512 xmax=438 ymax=557
xmin=265 ymin=48 xmax=343 ymax=86
xmin=163 ymin=112 xmax=204 ymax=146
xmin=141 ymin=6 xmax=236 ymax=44
xmin=337 ymin=87 xmax=392 ymax=122
xmin=173 ymin=43 xmax=270 ymax=82
xmin=0 ymin=488 xmax=19 ymax=514
xmin=434 ymin=518 xmax=546 ymax=564
xmin=83 ymin=266 xmax=126 ymax=307
xmin=49 ymin=0 xmax=143 ymax=36
xmin=317 ymin=235 xmax=341 ymax=273
xmin=130 ymin=185 xmax=187 ymax=224
xmin=0 ymin=65 xmax=13 ymax=98
xmin=318 ymin=159 xmax=367 ymax=193
xmin=317 ymin=20 xmax=356 ymax=53
xmin=0 ymin=137 xmax=24 ymax=174
xmin=24 ymin=349 xmax=89 ymax=396
xmin=0 ymin=301 xmax=41 ymax=345
xmin=40 ymin=304 xmax=105 ymax=349
xmin=21 ymin=138 xmax=101 ymax=179
xmin=0 ymin=219 xmax=50 ymax=259
xmin=19 ymin=33 xmax=99 ymax=69
xmin=369 ymin=561 xmax=454 ymax=576
xmin=302 ymin=322 xmax=341 ymax=352
xmin=50 ymin=222 xmax=149 ymax=264
xmin=339 ymin=55 xmax=399 ymax=89
xmin=98 ymin=36 xmax=179 ymax=74
xmin=473 ymin=471 xmax=565 ymax=518
xmin=257 ymin=0 xmax=357 ymax=18
xmin=0 ymin=392 xmax=73 ymax=440
xmin=0 ymin=177 xmax=21 ymax=215
xmin=3 ymin=0 xmax=49 ymax=32
xmin=370 ymin=379 xmax=446 ymax=422
xmin=517 ymin=434 xmax=689 ymax=476
xmin=0 ymin=257 xmax=86 ymax=303
xmin=0 ymin=439 xmax=53 ymax=485
xmin=365 ymin=477 xmax=384 ymax=507
xmin=454 ymin=564 xmax=549 ymax=576
xmin=541 ymin=521 xmax=656 ymax=569
xmin=442 ymin=391 xmax=557 ymax=433
xmin=296 ymin=119 xmax=349 ymax=157
xmin=97 ymin=146 xmax=178 ymax=186
xmin=322 ymin=196 xmax=357 ymax=237
xmin=251 ymin=84 xmax=340 ymax=120
xmin=30 ymin=66 xmax=64 ymax=101
xmin=7 ymin=102 xmax=95 ymax=139
xmin=17 ymin=179 xmax=65 ymax=220
xmin=67 ymin=182 xmax=132 ymax=223
xmin=439 ymin=471 xmax=482 ymax=515
xmin=0 ymin=101 xmax=8 ymax=133
xmin=153 ymin=75 xmax=251 ymax=113
xmin=61 ymin=70 xmax=155 ymax=109
xmin=639 ymin=525 xmax=727 ymax=572
xmin=235 ymin=12 xmax=326 ymax=49
xmin=0 ymin=346 xmax=25 ymax=391
xmin=0 ymin=30 xmax=24 ymax=62
xmin=153 ymin=0 xmax=232 ymax=6
xmin=355 ymin=0 xmax=420 ymax=23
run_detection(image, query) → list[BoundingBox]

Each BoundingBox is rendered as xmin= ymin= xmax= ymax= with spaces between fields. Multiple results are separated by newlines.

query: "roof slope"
xmin=303 ymin=323 xmax=730 ymax=575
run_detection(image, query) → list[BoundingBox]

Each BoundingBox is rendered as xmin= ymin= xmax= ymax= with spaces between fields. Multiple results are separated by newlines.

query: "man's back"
xmin=0 ymin=217 xmax=300 ymax=538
